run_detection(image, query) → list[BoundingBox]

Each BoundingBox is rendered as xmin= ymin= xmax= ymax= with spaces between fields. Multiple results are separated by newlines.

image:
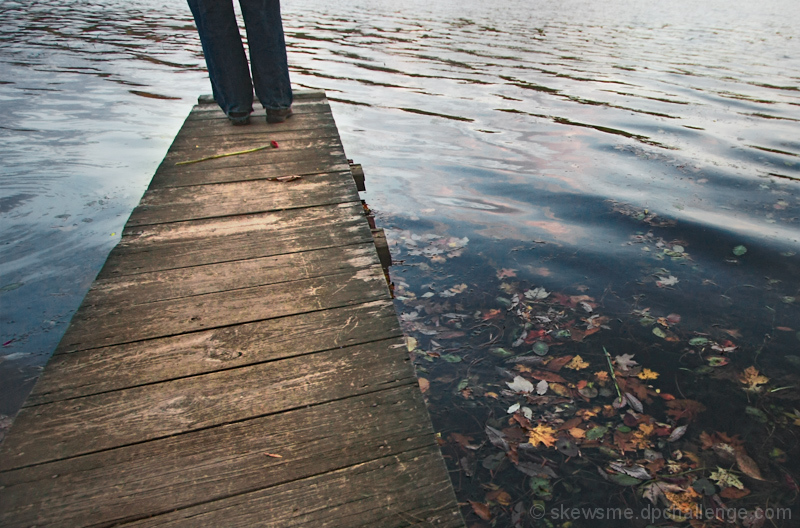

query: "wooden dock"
xmin=0 ymin=91 xmax=464 ymax=527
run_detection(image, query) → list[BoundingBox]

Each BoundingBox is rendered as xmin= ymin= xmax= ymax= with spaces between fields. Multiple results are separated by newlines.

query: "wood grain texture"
xmin=30 ymin=301 xmax=401 ymax=405
xmin=170 ymin=115 xmax=339 ymax=149
xmin=163 ymin=136 xmax=344 ymax=168
xmin=128 ymin=171 xmax=357 ymax=226
xmin=148 ymin=151 xmax=351 ymax=189
xmin=0 ymin=337 xmax=413 ymax=471
xmin=63 ymin=264 xmax=390 ymax=349
xmin=123 ymin=447 xmax=463 ymax=528
xmin=1 ymin=386 xmax=435 ymax=528
xmin=101 ymin=203 xmax=373 ymax=277
xmin=85 ymin=244 xmax=379 ymax=307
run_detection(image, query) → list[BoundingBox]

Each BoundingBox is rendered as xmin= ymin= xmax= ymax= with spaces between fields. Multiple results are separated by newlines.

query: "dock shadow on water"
xmin=1 ymin=0 xmax=800 ymax=526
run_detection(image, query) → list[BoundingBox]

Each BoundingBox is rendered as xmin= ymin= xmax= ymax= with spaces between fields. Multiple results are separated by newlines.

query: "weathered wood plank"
xmin=1 ymin=385 xmax=434 ymax=528
xmin=196 ymin=89 xmax=326 ymax=106
xmin=170 ymin=116 xmax=339 ymax=148
xmin=101 ymin=203 xmax=372 ymax=277
xmin=32 ymin=300 xmax=400 ymax=404
xmin=0 ymin=337 xmax=413 ymax=471
xmin=123 ymin=446 xmax=463 ymax=528
xmin=62 ymin=264 xmax=389 ymax=350
xmin=84 ymin=244 xmax=378 ymax=307
xmin=187 ymin=98 xmax=331 ymax=121
xmin=128 ymin=171 xmax=357 ymax=226
xmin=148 ymin=150 xmax=351 ymax=189
xmin=162 ymin=136 xmax=344 ymax=168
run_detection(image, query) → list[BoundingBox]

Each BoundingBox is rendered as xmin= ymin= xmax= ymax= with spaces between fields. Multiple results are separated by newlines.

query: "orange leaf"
xmin=418 ymin=377 xmax=430 ymax=393
xmin=738 ymin=366 xmax=769 ymax=392
xmin=469 ymin=501 xmax=492 ymax=521
xmin=528 ymin=424 xmax=558 ymax=448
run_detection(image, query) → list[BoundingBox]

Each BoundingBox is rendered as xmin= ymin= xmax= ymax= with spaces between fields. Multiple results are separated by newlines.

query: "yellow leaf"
xmin=565 ymin=355 xmax=589 ymax=370
xmin=738 ymin=366 xmax=769 ymax=392
xmin=528 ymin=424 xmax=558 ymax=448
xmin=406 ymin=336 xmax=418 ymax=352
xmin=638 ymin=423 xmax=655 ymax=436
xmin=594 ymin=371 xmax=609 ymax=383
xmin=637 ymin=368 xmax=660 ymax=380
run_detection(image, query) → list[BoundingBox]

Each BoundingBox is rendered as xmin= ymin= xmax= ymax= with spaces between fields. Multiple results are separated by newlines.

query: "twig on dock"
xmin=175 ymin=142 xmax=277 ymax=165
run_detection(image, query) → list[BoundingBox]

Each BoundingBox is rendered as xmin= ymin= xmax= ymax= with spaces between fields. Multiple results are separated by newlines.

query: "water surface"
xmin=1 ymin=0 xmax=799 ymax=525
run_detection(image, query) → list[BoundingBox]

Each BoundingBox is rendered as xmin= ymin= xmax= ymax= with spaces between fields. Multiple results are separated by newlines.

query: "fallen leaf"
xmin=569 ymin=427 xmax=586 ymax=439
xmin=545 ymin=355 xmax=574 ymax=371
xmin=565 ymin=355 xmax=589 ymax=370
xmin=710 ymin=467 xmax=744 ymax=489
xmin=486 ymin=489 xmax=513 ymax=506
xmin=497 ymin=268 xmax=517 ymax=279
xmin=719 ymin=486 xmax=750 ymax=499
xmin=507 ymin=376 xmax=535 ymax=393
xmin=530 ymin=370 xmax=567 ymax=383
xmin=418 ymin=377 xmax=430 ymax=393
xmin=637 ymin=368 xmax=660 ymax=380
xmin=615 ymin=354 xmax=638 ymax=371
xmin=656 ymin=275 xmax=679 ymax=287
xmin=469 ymin=501 xmax=492 ymax=521
xmin=736 ymin=450 xmax=766 ymax=481
xmin=264 ymin=453 xmax=282 ymax=458
xmin=485 ymin=425 xmax=509 ymax=451
xmin=668 ymin=425 xmax=688 ymax=442
xmin=528 ymin=424 xmax=558 ymax=448
xmin=536 ymin=379 xmax=549 ymax=395
xmin=738 ymin=366 xmax=769 ymax=392
xmin=266 ymin=175 xmax=302 ymax=182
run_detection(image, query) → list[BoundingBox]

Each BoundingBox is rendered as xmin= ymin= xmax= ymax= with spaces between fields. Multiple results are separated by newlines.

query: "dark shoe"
xmin=228 ymin=112 xmax=250 ymax=126
xmin=266 ymin=107 xmax=293 ymax=124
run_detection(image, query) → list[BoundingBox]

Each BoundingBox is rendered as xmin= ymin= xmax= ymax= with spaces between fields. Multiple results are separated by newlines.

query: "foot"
xmin=228 ymin=112 xmax=250 ymax=126
xmin=266 ymin=107 xmax=293 ymax=124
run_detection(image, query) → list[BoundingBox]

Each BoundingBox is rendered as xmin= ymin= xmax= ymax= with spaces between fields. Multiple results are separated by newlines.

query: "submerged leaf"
xmin=710 ymin=467 xmax=745 ymax=489
xmin=528 ymin=424 xmax=558 ymax=448
xmin=507 ymin=376 xmax=535 ymax=393
xmin=736 ymin=450 xmax=766 ymax=481
xmin=565 ymin=355 xmax=590 ymax=370
xmin=469 ymin=501 xmax=492 ymax=521
xmin=739 ymin=366 xmax=769 ymax=392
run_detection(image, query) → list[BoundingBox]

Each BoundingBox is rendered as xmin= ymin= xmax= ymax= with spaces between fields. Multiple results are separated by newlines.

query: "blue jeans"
xmin=187 ymin=0 xmax=292 ymax=115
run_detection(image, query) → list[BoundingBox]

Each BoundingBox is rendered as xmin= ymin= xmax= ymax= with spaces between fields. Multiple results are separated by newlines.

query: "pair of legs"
xmin=187 ymin=0 xmax=292 ymax=121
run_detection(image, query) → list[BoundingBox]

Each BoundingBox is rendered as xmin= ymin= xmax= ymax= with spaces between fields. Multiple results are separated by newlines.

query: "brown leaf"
xmin=469 ymin=501 xmax=492 ymax=521
xmin=450 ymin=432 xmax=477 ymax=450
xmin=545 ymin=355 xmax=574 ymax=372
xmin=736 ymin=450 xmax=766 ymax=481
xmin=720 ymin=486 xmax=751 ymax=499
xmin=530 ymin=370 xmax=567 ymax=383
xmin=485 ymin=489 xmax=513 ymax=506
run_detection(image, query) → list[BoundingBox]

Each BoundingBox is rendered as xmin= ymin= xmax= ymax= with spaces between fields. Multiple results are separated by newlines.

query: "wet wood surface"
xmin=0 ymin=90 xmax=464 ymax=527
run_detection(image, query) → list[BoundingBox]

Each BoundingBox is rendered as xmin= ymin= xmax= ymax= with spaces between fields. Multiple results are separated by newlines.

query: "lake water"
xmin=1 ymin=0 xmax=799 ymax=525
